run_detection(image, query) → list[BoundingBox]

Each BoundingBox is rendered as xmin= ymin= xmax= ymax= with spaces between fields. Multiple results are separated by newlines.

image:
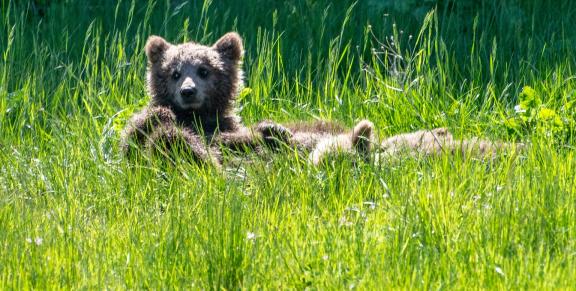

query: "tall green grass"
xmin=1 ymin=0 xmax=576 ymax=289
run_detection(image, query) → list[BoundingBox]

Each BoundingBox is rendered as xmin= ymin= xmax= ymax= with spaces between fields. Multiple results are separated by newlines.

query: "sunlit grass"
xmin=1 ymin=0 xmax=575 ymax=289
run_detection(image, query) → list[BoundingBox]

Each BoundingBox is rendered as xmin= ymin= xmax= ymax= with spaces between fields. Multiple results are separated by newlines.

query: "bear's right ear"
xmin=145 ymin=36 xmax=170 ymax=64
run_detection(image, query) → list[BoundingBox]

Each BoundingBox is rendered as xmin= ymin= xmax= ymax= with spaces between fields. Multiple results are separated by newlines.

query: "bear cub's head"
xmin=145 ymin=32 xmax=244 ymax=115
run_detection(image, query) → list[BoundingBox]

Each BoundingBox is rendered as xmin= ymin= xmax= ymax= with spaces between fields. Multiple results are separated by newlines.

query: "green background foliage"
xmin=1 ymin=0 xmax=575 ymax=289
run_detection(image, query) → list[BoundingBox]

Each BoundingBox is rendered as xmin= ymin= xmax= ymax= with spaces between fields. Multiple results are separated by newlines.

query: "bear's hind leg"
xmin=309 ymin=120 xmax=375 ymax=165
xmin=351 ymin=119 xmax=374 ymax=159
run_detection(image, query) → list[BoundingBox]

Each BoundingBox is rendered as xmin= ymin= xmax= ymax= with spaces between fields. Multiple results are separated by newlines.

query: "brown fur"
xmin=377 ymin=127 xmax=523 ymax=161
xmin=264 ymin=121 xmax=522 ymax=165
xmin=247 ymin=119 xmax=376 ymax=165
xmin=122 ymin=32 xmax=520 ymax=167
xmin=121 ymin=33 xmax=286 ymax=166
xmin=380 ymin=127 xmax=453 ymax=156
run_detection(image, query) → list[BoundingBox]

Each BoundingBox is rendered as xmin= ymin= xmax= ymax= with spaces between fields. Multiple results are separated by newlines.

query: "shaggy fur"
xmin=306 ymin=120 xmax=374 ymax=165
xmin=377 ymin=127 xmax=522 ymax=159
xmin=243 ymin=119 xmax=376 ymax=165
xmin=121 ymin=33 xmax=286 ymax=166
xmin=260 ymin=121 xmax=522 ymax=165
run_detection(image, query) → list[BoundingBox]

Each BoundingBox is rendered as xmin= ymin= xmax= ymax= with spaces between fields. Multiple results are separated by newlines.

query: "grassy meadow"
xmin=1 ymin=0 xmax=576 ymax=289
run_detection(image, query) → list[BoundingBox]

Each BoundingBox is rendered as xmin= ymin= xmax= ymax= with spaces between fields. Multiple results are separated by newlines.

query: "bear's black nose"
xmin=180 ymin=87 xmax=197 ymax=99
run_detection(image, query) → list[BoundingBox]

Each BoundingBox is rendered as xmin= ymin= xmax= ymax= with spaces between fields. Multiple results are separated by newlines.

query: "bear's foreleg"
xmin=145 ymin=125 xmax=221 ymax=167
xmin=121 ymin=106 xmax=176 ymax=154
xmin=216 ymin=120 xmax=293 ymax=151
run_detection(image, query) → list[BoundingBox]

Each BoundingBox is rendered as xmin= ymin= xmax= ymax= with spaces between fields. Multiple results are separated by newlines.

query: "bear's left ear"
xmin=146 ymin=35 xmax=171 ymax=65
xmin=213 ymin=32 xmax=243 ymax=62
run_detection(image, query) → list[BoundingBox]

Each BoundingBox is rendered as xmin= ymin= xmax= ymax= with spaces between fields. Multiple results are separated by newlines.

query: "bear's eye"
xmin=197 ymin=67 xmax=209 ymax=79
xmin=171 ymin=71 xmax=181 ymax=80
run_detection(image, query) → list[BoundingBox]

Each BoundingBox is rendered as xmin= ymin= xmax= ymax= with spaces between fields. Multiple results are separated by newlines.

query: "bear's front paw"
xmin=146 ymin=126 xmax=221 ymax=167
xmin=148 ymin=106 xmax=176 ymax=125
xmin=255 ymin=121 xmax=293 ymax=149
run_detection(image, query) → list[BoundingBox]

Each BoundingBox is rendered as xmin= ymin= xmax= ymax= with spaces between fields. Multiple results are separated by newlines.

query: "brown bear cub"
xmin=121 ymin=33 xmax=288 ymax=166
xmin=267 ymin=124 xmax=522 ymax=165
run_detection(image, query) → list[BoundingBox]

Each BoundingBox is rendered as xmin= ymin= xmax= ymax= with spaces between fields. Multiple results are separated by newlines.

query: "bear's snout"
xmin=180 ymin=87 xmax=198 ymax=100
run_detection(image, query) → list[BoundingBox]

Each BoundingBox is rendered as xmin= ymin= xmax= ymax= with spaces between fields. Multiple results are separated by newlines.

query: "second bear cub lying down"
xmin=121 ymin=32 xmax=518 ymax=166
xmin=264 ymin=122 xmax=521 ymax=165
xmin=317 ymin=127 xmax=523 ymax=165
